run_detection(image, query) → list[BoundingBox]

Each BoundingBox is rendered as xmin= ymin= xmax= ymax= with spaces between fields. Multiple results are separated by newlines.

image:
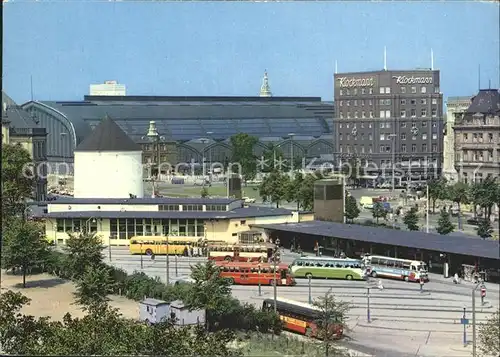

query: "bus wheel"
xmin=404 ymin=276 xmax=409 ymax=282
xmin=226 ymin=278 xmax=234 ymax=285
xmin=371 ymin=271 xmax=377 ymax=278
xmin=346 ymin=275 xmax=353 ymax=280
xmin=305 ymin=273 xmax=313 ymax=279
xmin=145 ymin=249 xmax=153 ymax=256
xmin=224 ymin=256 xmax=232 ymax=261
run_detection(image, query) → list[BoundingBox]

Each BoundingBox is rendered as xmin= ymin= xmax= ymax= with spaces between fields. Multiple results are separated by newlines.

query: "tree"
xmin=478 ymin=309 xmax=500 ymax=357
xmin=344 ymin=196 xmax=360 ymax=223
xmin=371 ymin=202 xmax=387 ymax=224
xmin=403 ymin=207 xmax=420 ymax=231
xmin=74 ymin=265 xmax=115 ymax=313
xmin=1 ymin=143 xmax=35 ymax=223
xmin=285 ymin=172 xmax=304 ymax=210
xmin=2 ymin=219 xmax=50 ymax=288
xmin=259 ymin=169 xmax=290 ymax=208
xmin=64 ymin=232 xmax=105 ymax=279
xmin=230 ymin=133 xmax=258 ymax=182
xmin=200 ymin=187 xmax=209 ymax=198
xmin=312 ymin=292 xmax=350 ymax=357
xmin=297 ymin=172 xmax=324 ymax=211
xmin=470 ymin=177 xmax=497 ymax=221
xmin=427 ymin=178 xmax=447 ymax=213
xmin=448 ymin=181 xmax=470 ymax=230
xmin=476 ymin=218 xmax=493 ymax=239
xmin=185 ymin=261 xmax=233 ymax=330
xmin=436 ymin=208 xmax=454 ymax=235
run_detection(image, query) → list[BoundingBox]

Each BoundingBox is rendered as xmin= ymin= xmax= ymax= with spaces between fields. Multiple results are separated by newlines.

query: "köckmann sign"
xmin=392 ymin=75 xmax=433 ymax=85
xmin=337 ymin=77 xmax=375 ymax=88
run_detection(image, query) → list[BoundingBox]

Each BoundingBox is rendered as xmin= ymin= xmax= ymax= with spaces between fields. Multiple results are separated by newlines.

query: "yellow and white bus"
xmin=129 ymin=236 xmax=202 ymax=255
xmin=208 ymin=243 xmax=275 ymax=262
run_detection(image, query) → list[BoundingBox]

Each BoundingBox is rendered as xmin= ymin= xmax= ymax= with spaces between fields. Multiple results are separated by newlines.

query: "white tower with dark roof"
xmin=259 ymin=70 xmax=272 ymax=97
xmin=74 ymin=115 xmax=144 ymax=198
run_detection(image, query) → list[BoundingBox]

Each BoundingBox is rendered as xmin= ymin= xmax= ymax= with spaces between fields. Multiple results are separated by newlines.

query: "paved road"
xmin=106 ymin=247 xmax=499 ymax=357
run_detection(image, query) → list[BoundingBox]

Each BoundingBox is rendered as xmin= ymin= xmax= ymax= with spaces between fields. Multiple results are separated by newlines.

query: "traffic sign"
xmin=460 ymin=318 xmax=469 ymax=325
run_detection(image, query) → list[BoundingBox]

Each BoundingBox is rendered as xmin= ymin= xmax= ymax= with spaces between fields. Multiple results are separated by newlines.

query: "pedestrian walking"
xmin=377 ymin=279 xmax=384 ymax=290
xmin=419 ymin=277 xmax=425 ymax=292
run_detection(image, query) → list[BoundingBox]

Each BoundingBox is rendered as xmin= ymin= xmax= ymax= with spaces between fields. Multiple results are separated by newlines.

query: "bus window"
xmin=280 ymin=270 xmax=287 ymax=279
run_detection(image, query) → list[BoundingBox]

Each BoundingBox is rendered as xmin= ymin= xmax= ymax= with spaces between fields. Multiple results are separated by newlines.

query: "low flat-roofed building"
xmin=38 ymin=196 xmax=311 ymax=245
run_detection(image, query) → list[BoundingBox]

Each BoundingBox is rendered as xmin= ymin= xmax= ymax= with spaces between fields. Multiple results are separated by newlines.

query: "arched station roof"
xmin=23 ymin=96 xmax=334 ymax=145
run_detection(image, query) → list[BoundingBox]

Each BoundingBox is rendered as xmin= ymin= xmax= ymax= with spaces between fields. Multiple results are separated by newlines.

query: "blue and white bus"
xmin=362 ymin=255 xmax=428 ymax=282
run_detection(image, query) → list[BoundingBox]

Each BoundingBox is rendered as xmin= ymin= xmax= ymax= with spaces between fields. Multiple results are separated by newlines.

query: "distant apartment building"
xmin=89 ymin=80 xmax=126 ymax=96
xmin=453 ymin=89 xmax=500 ymax=183
xmin=2 ymin=91 xmax=48 ymax=201
xmin=443 ymin=96 xmax=472 ymax=181
xmin=333 ymin=69 xmax=444 ymax=180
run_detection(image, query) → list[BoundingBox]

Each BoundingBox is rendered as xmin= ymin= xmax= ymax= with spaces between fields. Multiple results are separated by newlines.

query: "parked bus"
xmin=262 ymin=298 xmax=343 ymax=339
xmin=208 ymin=243 xmax=275 ymax=262
xmin=290 ymin=256 xmax=367 ymax=280
xmin=362 ymin=254 xmax=428 ymax=282
xmin=215 ymin=261 xmax=295 ymax=286
xmin=129 ymin=236 xmax=201 ymax=255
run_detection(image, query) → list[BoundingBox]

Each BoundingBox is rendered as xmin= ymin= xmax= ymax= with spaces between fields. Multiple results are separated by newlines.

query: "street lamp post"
xmin=288 ymin=133 xmax=295 ymax=172
xmin=367 ymin=287 xmax=371 ymax=323
xmin=426 ymin=184 xmax=430 ymax=233
xmin=165 ymin=234 xmax=170 ymax=285
xmin=471 ymin=281 xmax=484 ymax=357
xmin=388 ymin=133 xmax=397 ymax=191
xmin=206 ymin=132 xmax=213 ymax=182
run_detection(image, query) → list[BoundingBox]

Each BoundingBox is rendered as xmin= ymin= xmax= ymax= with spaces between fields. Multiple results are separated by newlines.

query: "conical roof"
xmin=75 ymin=115 xmax=141 ymax=152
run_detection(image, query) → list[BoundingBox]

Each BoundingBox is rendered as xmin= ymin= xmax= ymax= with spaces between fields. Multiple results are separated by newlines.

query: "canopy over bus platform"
xmin=252 ymin=221 xmax=500 ymax=260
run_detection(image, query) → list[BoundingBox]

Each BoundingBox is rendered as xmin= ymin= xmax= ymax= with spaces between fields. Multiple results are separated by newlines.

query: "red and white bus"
xmin=215 ymin=261 xmax=295 ymax=286
xmin=262 ymin=298 xmax=344 ymax=339
xmin=208 ymin=243 xmax=275 ymax=262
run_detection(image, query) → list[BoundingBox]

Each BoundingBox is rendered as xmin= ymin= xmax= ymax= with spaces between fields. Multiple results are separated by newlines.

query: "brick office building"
xmin=333 ymin=69 xmax=444 ymax=182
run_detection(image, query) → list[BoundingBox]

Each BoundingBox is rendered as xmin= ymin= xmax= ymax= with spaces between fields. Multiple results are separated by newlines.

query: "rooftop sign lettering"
xmin=337 ymin=77 xmax=375 ymax=88
xmin=393 ymin=76 xmax=433 ymax=85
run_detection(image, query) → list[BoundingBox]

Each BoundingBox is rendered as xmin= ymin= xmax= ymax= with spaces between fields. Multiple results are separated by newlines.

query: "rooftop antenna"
xmin=478 ymin=64 xmax=481 ymax=91
xmin=383 ymin=46 xmax=387 ymax=71
xmin=335 ymin=60 xmax=338 ymax=74
xmin=431 ymin=49 xmax=434 ymax=70
xmin=30 ymin=75 xmax=34 ymax=101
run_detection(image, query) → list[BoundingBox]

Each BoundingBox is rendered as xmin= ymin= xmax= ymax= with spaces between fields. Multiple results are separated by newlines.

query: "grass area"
xmin=159 ymin=184 xmax=261 ymax=199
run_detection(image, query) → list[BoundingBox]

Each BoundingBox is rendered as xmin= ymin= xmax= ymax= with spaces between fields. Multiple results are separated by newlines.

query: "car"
xmin=172 ymin=276 xmax=195 ymax=285
xmin=243 ymin=197 xmax=256 ymax=204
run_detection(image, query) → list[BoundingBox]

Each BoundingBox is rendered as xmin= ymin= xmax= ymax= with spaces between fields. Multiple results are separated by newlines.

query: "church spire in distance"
xmin=260 ymin=70 xmax=272 ymax=97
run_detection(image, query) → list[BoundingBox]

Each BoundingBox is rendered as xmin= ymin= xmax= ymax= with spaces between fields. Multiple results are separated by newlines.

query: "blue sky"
xmin=3 ymin=1 xmax=499 ymax=104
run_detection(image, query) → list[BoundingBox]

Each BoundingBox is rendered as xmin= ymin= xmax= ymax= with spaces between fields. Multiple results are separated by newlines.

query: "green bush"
xmin=40 ymin=250 xmax=281 ymax=334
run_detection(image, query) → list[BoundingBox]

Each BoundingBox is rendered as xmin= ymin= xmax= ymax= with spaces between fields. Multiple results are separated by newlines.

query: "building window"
xmin=421 ymin=99 xmax=427 ymax=105
xmin=402 ymin=144 xmax=407 ymax=152
xmin=432 ymin=133 xmax=437 ymax=140
xmin=346 ymin=89 xmax=350 ymax=95
xmin=463 ymin=133 xmax=468 ymax=142
xmin=339 ymin=145 xmax=343 ymax=153
xmin=353 ymin=88 xmax=358 ymax=95
xmin=206 ymin=205 xmax=227 ymax=211
xmin=400 ymin=110 xmax=406 ymax=117
xmin=339 ymin=134 xmax=343 ymax=141
xmin=361 ymin=146 xmax=365 ymax=153
xmin=432 ymin=121 xmax=437 ymax=128
xmin=434 ymin=87 xmax=440 ymax=93
xmin=380 ymin=145 xmax=385 ymax=152
xmin=380 ymin=122 xmax=385 ymax=128
xmin=339 ymin=123 xmax=343 ymax=128
xmin=159 ymin=204 xmax=179 ymax=211
xmin=368 ymin=133 xmax=373 ymax=140
xmin=411 ymin=122 xmax=417 ymax=129
xmin=432 ymin=98 xmax=437 ymax=105
xmin=346 ymin=100 xmax=350 ymax=107
xmin=347 ymin=112 xmax=351 ymax=118
xmin=380 ymin=111 xmax=386 ymax=118
xmin=339 ymin=112 xmax=343 ymax=119
xmin=380 ymin=133 xmax=386 ymax=141
xmin=346 ymin=123 xmax=350 ymax=129
xmin=422 ymin=121 xmax=427 ymax=127
xmin=411 ymin=87 xmax=416 ymax=93
xmin=386 ymin=122 xmax=391 ymax=128
xmin=401 ymin=133 xmax=406 ymax=140
xmin=422 ymin=133 xmax=427 ymax=140
xmin=385 ymin=87 xmax=391 ymax=94
xmin=369 ymin=88 xmax=373 ymax=94
xmin=401 ymin=87 xmax=406 ymax=94
xmin=340 ymin=90 xmax=344 ymax=96
xmin=360 ymin=122 xmax=365 ymax=128
xmin=360 ymin=133 xmax=365 ymax=140
xmin=56 ymin=219 xmax=65 ymax=232
xmin=354 ymin=111 xmax=358 ymax=118
xmin=401 ymin=99 xmax=406 ymax=105
xmin=488 ymin=133 xmax=493 ymax=142
xmin=421 ymin=109 xmax=427 ymax=117
xmin=410 ymin=99 xmax=416 ymax=105
xmin=354 ymin=100 xmax=358 ymax=106
xmin=369 ymin=99 xmax=373 ymax=105
xmin=339 ymin=101 xmax=343 ymax=107
xmin=380 ymin=87 xmax=385 ymax=94
xmin=432 ymin=108 xmax=437 ymax=117
xmin=432 ymin=144 xmax=437 ymax=152
xmin=379 ymin=99 xmax=385 ymax=105
xmin=369 ymin=145 xmax=373 ymax=153
xmin=368 ymin=122 xmax=372 ymax=128
xmin=422 ymin=144 xmax=427 ymax=151
xmin=361 ymin=111 xmax=366 ymax=118
xmin=385 ymin=110 xmax=391 ymax=118
xmin=361 ymin=100 xmax=365 ymax=106
xmin=369 ymin=111 xmax=374 ymax=118
xmin=411 ymin=109 xmax=416 ymax=117
xmin=401 ymin=122 xmax=407 ymax=128
xmin=412 ymin=144 xmax=417 ymax=152
xmin=421 ymin=87 xmax=427 ymax=93
xmin=361 ymin=88 xmax=366 ymax=94
xmin=182 ymin=205 xmax=203 ymax=212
